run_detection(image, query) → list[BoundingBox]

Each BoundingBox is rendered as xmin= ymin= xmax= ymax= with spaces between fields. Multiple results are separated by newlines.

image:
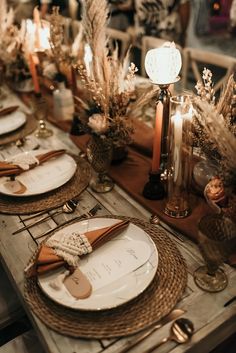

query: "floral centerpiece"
xmin=193 ymin=68 xmax=236 ymax=186
xmin=193 ymin=68 xmax=236 ymax=219
xmin=0 ymin=0 xmax=28 ymax=88
xmin=73 ymin=0 xmax=158 ymax=150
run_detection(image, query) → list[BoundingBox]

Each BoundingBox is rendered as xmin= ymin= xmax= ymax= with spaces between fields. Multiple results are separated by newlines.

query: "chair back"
xmin=106 ymin=28 xmax=131 ymax=58
xmin=182 ymin=47 xmax=236 ymax=94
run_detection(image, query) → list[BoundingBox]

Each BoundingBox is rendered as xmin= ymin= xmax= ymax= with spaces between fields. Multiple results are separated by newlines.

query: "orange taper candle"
xmin=28 ymin=53 xmax=40 ymax=94
xmin=151 ymin=101 xmax=163 ymax=172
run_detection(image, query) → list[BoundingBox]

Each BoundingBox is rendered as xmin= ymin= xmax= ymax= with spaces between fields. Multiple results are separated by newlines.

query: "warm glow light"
xmin=25 ymin=19 xmax=50 ymax=52
xmin=145 ymin=42 xmax=182 ymax=85
xmin=84 ymin=44 xmax=93 ymax=76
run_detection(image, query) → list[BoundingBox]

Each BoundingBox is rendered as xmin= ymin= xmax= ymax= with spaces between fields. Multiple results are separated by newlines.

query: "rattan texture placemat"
xmin=0 ymin=156 xmax=91 ymax=214
xmin=0 ymin=114 xmax=37 ymax=146
xmin=24 ymin=216 xmax=187 ymax=338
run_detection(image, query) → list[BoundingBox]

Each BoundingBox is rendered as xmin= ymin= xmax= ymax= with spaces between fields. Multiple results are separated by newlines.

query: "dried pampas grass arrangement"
xmin=74 ymin=0 xmax=158 ymax=147
xmin=193 ymin=69 xmax=236 ymax=187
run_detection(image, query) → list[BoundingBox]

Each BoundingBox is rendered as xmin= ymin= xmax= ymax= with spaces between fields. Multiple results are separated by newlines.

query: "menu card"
xmin=78 ymin=239 xmax=151 ymax=291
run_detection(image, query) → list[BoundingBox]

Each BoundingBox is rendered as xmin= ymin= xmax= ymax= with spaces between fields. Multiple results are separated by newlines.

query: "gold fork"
xmin=34 ymin=203 xmax=102 ymax=240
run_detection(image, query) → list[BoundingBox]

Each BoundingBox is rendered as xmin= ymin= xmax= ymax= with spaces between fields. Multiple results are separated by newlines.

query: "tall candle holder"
xmin=142 ymin=43 xmax=182 ymax=200
xmin=164 ymin=95 xmax=193 ymax=218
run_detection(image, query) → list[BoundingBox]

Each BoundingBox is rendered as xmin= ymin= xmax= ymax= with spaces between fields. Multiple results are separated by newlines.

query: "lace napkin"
xmin=0 ymin=149 xmax=66 ymax=177
xmin=26 ymin=220 xmax=130 ymax=277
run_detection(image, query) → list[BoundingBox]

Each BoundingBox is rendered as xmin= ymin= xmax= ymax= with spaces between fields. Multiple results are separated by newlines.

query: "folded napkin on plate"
xmin=0 ymin=149 xmax=66 ymax=177
xmin=26 ymin=219 xmax=130 ymax=277
xmin=0 ymin=105 xmax=19 ymax=117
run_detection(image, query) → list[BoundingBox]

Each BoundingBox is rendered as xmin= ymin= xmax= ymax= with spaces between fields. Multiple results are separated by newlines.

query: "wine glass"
xmin=33 ymin=94 xmax=53 ymax=138
xmin=194 ymin=214 xmax=236 ymax=292
xmin=86 ymin=136 xmax=114 ymax=193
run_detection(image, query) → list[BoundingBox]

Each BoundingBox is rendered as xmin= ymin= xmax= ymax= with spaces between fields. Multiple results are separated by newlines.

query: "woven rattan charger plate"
xmin=0 ymin=114 xmax=37 ymax=146
xmin=24 ymin=216 xmax=187 ymax=338
xmin=0 ymin=156 xmax=91 ymax=214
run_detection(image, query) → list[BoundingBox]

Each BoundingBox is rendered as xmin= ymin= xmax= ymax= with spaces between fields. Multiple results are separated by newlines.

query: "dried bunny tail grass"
xmin=194 ymin=98 xmax=236 ymax=181
xmin=217 ymin=74 xmax=235 ymax=118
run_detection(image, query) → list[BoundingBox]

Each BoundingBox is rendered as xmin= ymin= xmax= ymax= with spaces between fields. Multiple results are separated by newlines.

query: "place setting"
xmin=0 ymin=104 xmax=38 ymax=146
xmin=24 ymin=214 xmax=187 ymax=338
xmin=0 ymin=148 xmax=91 ymax=214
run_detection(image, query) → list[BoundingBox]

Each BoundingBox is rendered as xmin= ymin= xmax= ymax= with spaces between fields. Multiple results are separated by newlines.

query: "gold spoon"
xmin=13 ymin=199 xmax=79 ymax=235
xmin=144 ymin=318 xmax=194 ymax=353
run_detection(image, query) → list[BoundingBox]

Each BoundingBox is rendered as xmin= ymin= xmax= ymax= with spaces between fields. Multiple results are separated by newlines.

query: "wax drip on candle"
xmin=173 ymin=111 xmax=183 ymax=186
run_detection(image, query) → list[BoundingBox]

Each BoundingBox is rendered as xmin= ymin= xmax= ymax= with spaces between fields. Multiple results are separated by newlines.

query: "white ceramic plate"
xmin=0 ymin=110 xmax=26 ymax=136
xmin=38 ymin=218 xmax=158 ymax=311
xmin=0 ymin=150 xmax=77 ymax=197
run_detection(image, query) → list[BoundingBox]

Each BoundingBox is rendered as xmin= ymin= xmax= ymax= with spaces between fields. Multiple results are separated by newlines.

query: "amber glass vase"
xmin=86 ymin=136 xmax=114 ymax=193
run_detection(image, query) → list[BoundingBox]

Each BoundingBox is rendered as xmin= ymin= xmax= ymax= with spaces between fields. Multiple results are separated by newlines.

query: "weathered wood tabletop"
xmin=0 ymin=90 xmax=235 ymax=353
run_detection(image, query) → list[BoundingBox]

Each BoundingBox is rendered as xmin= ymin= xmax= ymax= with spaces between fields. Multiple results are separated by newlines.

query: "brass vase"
xmin=86 ymin=136 xmax=114 ymax=193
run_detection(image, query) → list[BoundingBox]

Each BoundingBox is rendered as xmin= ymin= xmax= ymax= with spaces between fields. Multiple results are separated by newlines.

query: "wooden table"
xmin=0 ymin=92 xmax=235 ymax=353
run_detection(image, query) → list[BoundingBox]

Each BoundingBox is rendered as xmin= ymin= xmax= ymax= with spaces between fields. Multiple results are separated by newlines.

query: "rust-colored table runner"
xmin=19 ymin=88 xmax=212 ymax=242
xmin=46 ymin=116 xmax=212 ymax=243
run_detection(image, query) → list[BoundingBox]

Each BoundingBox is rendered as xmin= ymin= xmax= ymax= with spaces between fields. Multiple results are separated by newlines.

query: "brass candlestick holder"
xmin=142 ymin=42 xmax=182 ymax=200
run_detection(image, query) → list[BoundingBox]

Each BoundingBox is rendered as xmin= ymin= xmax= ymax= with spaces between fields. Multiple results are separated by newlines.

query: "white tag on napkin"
xmin=78 ymin=239 xmax=151 ymax=291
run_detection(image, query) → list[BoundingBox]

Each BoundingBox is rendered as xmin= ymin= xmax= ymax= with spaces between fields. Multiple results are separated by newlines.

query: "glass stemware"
xmin=86 ymin=136 xmax=114 ymax=193
xmin=194 ymin=214 xmax=236 ymax=292
xmin=33 ymin=94 xmax=53 ymax=138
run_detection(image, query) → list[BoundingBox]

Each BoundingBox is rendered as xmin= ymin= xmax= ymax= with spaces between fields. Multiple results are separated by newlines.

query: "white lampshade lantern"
xmin=145 ymin=42 xmax=182 ymax=85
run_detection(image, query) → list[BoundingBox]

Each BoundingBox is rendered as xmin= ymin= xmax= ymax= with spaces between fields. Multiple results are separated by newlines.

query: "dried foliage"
xmin=193 ymin=69 xmax=236 ymax=187
xmin=47 ymin=7 xmax=71 ymax=71
xmin=74 ymin=0 xmax=157 ymax=147
xmin=0 ymin=0 xmax=21 ymax=65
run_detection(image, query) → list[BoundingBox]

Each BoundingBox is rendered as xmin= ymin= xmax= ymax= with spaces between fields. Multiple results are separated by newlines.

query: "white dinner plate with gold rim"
xmin=38 ymin=217 xmax=158 ymax=311
xmin=0 ymin=150 xmax=77 ymax=197
xmin=0 ymin=110 xmax=26 ymax=136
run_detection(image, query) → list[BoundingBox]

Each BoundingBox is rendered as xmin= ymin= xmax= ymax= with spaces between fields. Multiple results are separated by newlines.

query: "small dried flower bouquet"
xmin=75 ymin=60 xmax=138 ymax=148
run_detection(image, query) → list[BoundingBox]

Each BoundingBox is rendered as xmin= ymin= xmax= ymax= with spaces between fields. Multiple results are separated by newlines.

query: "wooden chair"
xmin=63 ymin=17 xmax=73 ymax=46
xmin=140 ymin=36 xmax=183 ymax=77
xmin=71 ymin=20 xmax=82 ymax=42
xmin=0 ymin=330 xmax=44 ymax=353
xmin=181 ymin=47 xmax=236 ymax=94
xmin=0 ymin=263 xmax=24 ymax=330
xmin=106 ymin=27 xmax=132 ymax=58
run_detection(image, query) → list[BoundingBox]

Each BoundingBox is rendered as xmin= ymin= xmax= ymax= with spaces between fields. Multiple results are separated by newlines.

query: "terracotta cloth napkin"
xmin=27 ymin=219 xmax=129 ymax=277
xmin=0 ymin=105 xmax=19 ymax=117
xmin=0 ymin=149 xmax=66 ymax=177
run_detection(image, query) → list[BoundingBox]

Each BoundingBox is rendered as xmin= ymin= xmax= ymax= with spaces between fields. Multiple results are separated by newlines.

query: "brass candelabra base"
xmin=35 ymin=120 xmax=53 ymax=139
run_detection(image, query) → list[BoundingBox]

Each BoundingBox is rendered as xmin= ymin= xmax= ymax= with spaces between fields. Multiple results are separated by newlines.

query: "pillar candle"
xmin=33 ymin=6 xmax=41 ymax=50
xmin=173 ymin=112 xmax=183 ymax=186
xmin=28 ymin=53 xmax=40 ymax=94
xmin=151 ymin=101 xmax=163 ymax=172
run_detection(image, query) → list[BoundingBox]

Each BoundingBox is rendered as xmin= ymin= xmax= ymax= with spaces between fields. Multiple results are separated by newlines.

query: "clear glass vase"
xmin=164 ymin=95 xmax=193 ymax=218
xmin=86 ymin=136 xmax=114 ymax=193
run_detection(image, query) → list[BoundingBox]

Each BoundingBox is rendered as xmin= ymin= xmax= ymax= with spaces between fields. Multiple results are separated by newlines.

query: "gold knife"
xmin=118 ymin=308 xmax=185 ymax=353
